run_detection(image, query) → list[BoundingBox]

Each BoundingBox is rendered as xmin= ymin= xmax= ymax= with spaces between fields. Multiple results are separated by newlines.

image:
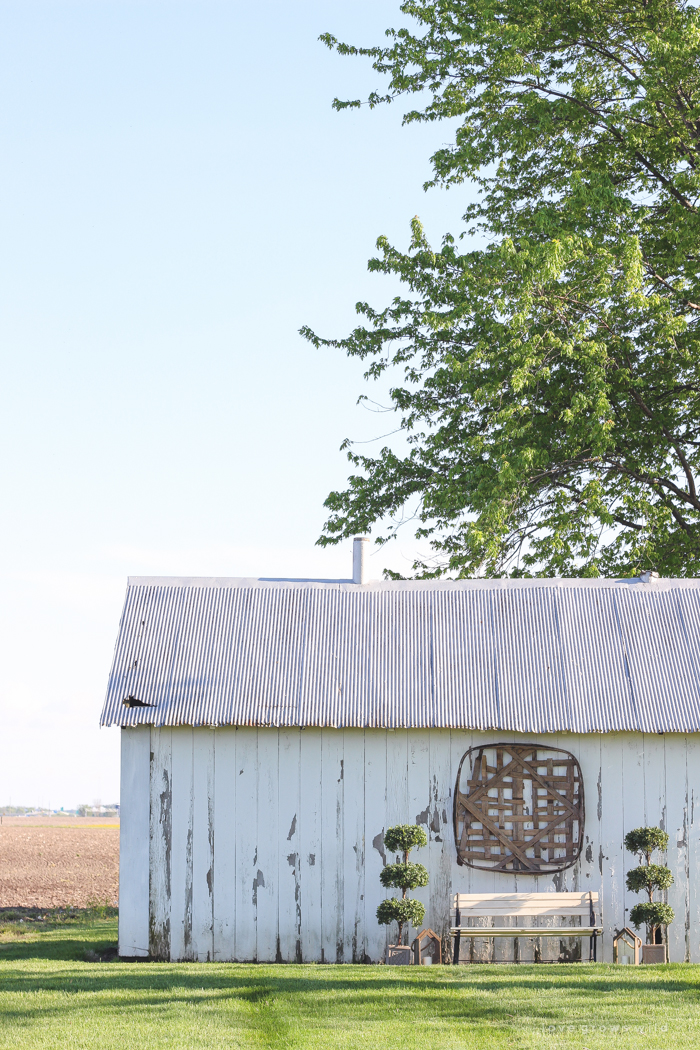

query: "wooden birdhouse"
xmin=613 ymin=927 xmax=642 ymax=965
xmin=412 ymin=928 xmax=442 ymax=966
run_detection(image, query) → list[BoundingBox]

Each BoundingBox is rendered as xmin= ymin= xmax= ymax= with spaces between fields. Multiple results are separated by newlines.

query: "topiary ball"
xmin=376 ymin=896 xmax=426 ymax=929
xmin=624 ymin=827 xmax=669 ymax=858
xmin=379 ymin=862 xmax=429 ymax=891
xmin=629 ymin=901 xmax=675 ymax=934
xmin=626 ymin=864 xmax=674 ymax=895
xmin=383 ymin=824 xmax=428 ymax=856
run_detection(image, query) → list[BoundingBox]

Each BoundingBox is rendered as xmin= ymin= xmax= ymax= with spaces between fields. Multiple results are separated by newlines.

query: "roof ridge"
xmin=125 ymin=575 xmax=698 ymax=590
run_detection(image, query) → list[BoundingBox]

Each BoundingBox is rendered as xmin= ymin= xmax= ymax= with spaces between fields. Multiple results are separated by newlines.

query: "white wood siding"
xmin=119 ymin=727 xmax=700 ymax=963
xmin=118 ymin=726 xmax=150 ymax=957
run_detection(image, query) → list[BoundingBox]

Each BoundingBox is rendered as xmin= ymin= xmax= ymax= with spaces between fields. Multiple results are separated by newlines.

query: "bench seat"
xmin=450 ymin=926 xmax=602 ymax=938
xmin=451 ymin=892 xmax=600 ymax=963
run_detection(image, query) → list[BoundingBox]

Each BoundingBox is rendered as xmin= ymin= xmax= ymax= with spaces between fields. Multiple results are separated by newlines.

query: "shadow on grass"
xmin=0 ymin=912 xmax=119 ymax=963
xmin=0 ymin=968 xmax=697 ymax=1044
xmin=1 ymin=950 xmax=699 ymax=996
xmin=0 ymin=970 xmax=533 ymax=1027
xmin=0 ymin=906 xmax=118 ymax=921
xmin=3 ymin=947 xmax=699 ymax=1050
xmin=3 ymin=917 xmax=700 ymax=1017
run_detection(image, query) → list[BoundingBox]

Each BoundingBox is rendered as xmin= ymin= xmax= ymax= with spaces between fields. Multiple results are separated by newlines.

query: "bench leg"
xmin=589 ymin=933 xmax=598 ymax=962
xmin=453 ymin=932 xmax=461 ymax=966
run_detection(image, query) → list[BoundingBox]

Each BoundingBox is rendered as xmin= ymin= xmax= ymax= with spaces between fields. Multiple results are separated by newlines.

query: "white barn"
xmin=101 ymin=547 xmax=700 ymax=963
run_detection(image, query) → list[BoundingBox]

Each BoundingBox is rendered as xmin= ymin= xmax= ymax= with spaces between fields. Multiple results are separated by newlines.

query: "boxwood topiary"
xmin=625 ymin=826 xmax=674 ymax=946
xmin=377 ymin=824 xmax=429 ymax=947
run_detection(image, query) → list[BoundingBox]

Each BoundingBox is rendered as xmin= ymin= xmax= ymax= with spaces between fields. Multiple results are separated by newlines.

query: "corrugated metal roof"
xmin=100 ymin=576 xmax=700 ymax=733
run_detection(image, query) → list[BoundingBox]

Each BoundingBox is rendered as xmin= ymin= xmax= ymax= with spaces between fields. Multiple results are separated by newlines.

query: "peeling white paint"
xmin=119 ymin=726 xmax=700 ymax=963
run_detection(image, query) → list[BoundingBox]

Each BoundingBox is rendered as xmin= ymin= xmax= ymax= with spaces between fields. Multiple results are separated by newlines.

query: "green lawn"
xmin=1 ymin=911 xmax=699 ymax=1049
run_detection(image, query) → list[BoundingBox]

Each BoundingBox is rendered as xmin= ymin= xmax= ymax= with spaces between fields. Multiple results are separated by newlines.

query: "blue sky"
xmin=0 ymin=1 xmax=471 ymax=808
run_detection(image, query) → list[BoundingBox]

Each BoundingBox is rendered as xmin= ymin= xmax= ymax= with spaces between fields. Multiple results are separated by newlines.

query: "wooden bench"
xmin=451 ymin=892 xmax=602 ymax=963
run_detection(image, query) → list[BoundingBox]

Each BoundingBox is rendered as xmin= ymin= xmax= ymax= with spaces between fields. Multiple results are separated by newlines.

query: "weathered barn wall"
xmin=119 ymin=725 xmax=700 ymax=963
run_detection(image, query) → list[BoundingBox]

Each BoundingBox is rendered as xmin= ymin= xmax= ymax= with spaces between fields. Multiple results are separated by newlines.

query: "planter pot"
xmin=642 ymin=944 xmax=667 ymax=964
xmin=386 ymin=945 xmax=413 ymax=965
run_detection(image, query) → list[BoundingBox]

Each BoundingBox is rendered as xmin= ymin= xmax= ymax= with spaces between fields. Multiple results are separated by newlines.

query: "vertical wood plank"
xmin=664 ymin=735 xmax=688 ymax=962
xmin=118 ymin=727 xmax=150 ymax=958
xmin=342 ymin=730 xmax=365 ymax=962
xmin=169 ymin=727 xmax=194 ymax=961
xmin=643 ymin=733 xmax=669 ymax=957
xmin=299 ymin=728 xmax=323 ymax=962
xmin=451 ymin=730 xmax=483 ymax=962
xmin=575 ymin=735 xmax=601 ymax=895
xmin=450 ymin=730 xmax=474 ymax=907
xmin=149 ymin=727 xmax=172 ymax=960
xmin=213 ymin=727 xmax=237 ymax=961
xmin=407 ymin=729 xmax=431 ymax=948
xmin=383 ymin=729 xmax=409 ymax=959
xmin=455 ymin=731 xmax=498 ymax=963
xmin=685 ymin=735 xmax=700 ymax=963
xmin=567 ymin=734 xmax=601 ymax=963
xmin=527 ymin=733 xmax=560 ymax=963
xmin=320 ymin=729 xmax=344 ymax=962
xmin=363 ymin=730 xmax=387 ymax=963
xmin=497 ymin=731 xmax=522 ymax=966
xmin=386 ymin=729 xmax=409 ymax=830
xmin=643 ymin=733 xmax=668 ymax=831
xmin=278 ymin=729 xmax=302 ymax=962
xmin=233 ymin=728 xmax=258 ymax=961
xmin=255 ymin=729 xmax=279 ymax=962
xmin=192 ymin=728 xmax=215 ymax=961
xmin=516 ymin=731 xmax=554 ymax=964
xmin=427 ymin=729 xmax=453 ymax=951
xmin=619 ymin=733 xmax=646 ymax=955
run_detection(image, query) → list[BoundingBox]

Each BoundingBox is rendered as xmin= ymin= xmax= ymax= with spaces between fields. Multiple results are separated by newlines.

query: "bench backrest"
xmin=452 ymin=892 xmax=598 ymax=920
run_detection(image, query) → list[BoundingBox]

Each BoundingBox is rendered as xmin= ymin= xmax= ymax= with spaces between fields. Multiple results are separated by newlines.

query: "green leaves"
xmin=629 ymin=902 xmax=675 ymax=935
xmin=377 ymin=825 xmax=429 ymax=944
xmin=307 ymin=0 xmax=700 ymax=577
xmin=383 ymin=824 xmax=428 ymax=857
xmin=380 ymin=862 xmax=430 ymax=891
xmin=624 ymin=827 xmax=670 ymax=861
xmin=376 ymin=897 xmax=426 ymax=931
xmin=625 ymin=826 xmax=673 ymax=940
xmin=626 ymin=864 xmax=674 ymax=895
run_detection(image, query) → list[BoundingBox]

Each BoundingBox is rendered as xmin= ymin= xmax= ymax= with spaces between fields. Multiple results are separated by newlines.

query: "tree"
xmin=625 ymin=826 xmax=674 ymax=944
xmin=377 ymin=824 xmax=429 ymax=946
xmin=303 ymin=0 xmax=700 ymax=578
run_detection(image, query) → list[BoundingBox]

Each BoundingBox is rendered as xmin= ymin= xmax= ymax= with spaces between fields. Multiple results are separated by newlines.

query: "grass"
xmin=1 ymin=912 xmax=699 ymax=1049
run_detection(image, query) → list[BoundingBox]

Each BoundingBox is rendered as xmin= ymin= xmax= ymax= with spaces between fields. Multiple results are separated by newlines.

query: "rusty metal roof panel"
xmin=100 ymin=576 xmax=700 ymax=732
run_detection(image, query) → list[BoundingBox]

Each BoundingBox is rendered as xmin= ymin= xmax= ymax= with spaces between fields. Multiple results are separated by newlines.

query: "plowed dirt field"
xmin=0 ymin=818 xmax=119 ymax=907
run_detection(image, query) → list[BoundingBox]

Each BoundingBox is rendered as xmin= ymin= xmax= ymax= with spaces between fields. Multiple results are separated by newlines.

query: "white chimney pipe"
xmin=353 ymin=536 xmax=370 ymax=585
